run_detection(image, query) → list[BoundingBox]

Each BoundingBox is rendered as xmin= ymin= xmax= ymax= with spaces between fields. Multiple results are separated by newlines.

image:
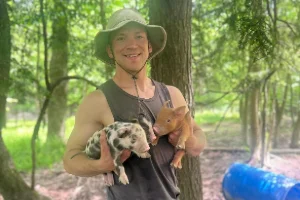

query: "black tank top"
xmin=99 ymin=79 xmax=180 ymax=200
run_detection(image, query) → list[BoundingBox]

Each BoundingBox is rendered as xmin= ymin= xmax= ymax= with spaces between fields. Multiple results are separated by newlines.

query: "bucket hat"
xmin=94 ymin=8 xmax=167 ymax=65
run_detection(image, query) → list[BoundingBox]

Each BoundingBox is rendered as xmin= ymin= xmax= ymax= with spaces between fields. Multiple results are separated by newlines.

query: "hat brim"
xmin=94 ymin=20 xmax=167 ymax=66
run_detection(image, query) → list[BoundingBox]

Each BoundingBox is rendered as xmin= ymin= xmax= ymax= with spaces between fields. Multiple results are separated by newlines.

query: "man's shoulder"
xmin=78 ymin=90 xmax=106 ymax=113
xmin=84 ymin=90 xmax=106 ymax=102
xmin=151 ymin=79 xmax=180 ymax=93
xmin=76 ymin=89 xmax=112 ymax=125
xmin=165 ymin=85 xmax=181 ymax=95
xmin=97 ymin=79 xmax=113 ymax=91
xmin=151 ymin=79 xmax=183 ymax=98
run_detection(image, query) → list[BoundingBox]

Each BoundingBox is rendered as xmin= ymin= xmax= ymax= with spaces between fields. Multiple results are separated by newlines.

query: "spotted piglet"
xmin=82 ymin=116 xmax=155 ymax=185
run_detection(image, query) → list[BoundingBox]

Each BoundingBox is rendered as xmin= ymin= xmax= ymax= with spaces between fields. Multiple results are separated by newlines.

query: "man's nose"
xmin=125 ymin=37 xmax=138 ymax=49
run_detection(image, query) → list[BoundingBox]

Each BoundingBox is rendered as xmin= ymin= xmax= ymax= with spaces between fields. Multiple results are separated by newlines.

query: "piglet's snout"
xmin=150 ymin=130 xmax=157 ymax=142
xmin=152 ymin=126 xmax=160 ymax=135
xmin=143 ymin=145 xmax=150 ymax=152
xmin=137 ymin=142 xmax=150 ymax=153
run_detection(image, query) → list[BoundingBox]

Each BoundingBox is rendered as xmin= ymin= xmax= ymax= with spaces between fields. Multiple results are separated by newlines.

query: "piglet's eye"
xmin=167 ymin=119 xmax=171 ymax=123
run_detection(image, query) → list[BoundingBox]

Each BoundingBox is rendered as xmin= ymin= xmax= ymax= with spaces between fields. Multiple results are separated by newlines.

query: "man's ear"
xmin=106 ymin=45 xmax=113 ymax=58
xmin=148 ymin=43 xmax=153 ymax=54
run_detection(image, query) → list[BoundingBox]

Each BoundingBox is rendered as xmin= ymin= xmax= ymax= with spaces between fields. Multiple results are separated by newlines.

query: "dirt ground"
xmin=1 ymin=122 xmax=300 ymax=200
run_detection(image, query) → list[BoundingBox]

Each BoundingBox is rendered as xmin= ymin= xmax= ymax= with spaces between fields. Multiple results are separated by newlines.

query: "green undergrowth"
xmin=2 ymin=111 xmax=238 ymax=171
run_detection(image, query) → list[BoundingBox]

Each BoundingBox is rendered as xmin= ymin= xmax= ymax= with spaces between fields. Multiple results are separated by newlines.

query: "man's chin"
xmin=118 ymin=64 xmax=145 ymax=74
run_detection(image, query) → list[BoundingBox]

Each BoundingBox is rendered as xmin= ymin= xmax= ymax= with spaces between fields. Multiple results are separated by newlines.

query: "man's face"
xmin=107 ymin=23 xmax=152 ymax=72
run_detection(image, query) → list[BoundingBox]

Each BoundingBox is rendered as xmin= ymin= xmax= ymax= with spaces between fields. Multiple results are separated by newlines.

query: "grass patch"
xmin=2 ymin=111 xmax=238 ymax=171
xmin=2 ymin=118 xmax=74 ymax=172
xmin=194 ymin=110 xmax=240 ymax=125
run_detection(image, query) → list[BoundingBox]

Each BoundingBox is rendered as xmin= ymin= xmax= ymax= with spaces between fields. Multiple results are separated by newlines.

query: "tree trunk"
xmin=240 ymin=92 xmax=249 ymax=145
xmin=264 ymin=83 xmax=274 ymax=158
xmin=47 ymin=1 xmax=69 ymax=139
xmin=249 ymin=78 xmax=261 ymax=164
xmin=290 ymin=111 xmax=300 ymax=148
xmin=290 ymin=82 xmax=295 ymax=124
xmin=290 ymin=4 xmax=300 ymax=148
xmin=246 ymin=0 xmax=266 ymax=166
xmin=273 ymin=74 xmax=290 ymax=148
xmin=149 ymin=1 xmax=203 ymax=199
xmin=100 ymin=0 xmax=114 ymax=79
xmin=247 ymin=52 xmax=261 ymax=165
xmin=0 ymin=134 xmax=49 ymax=200
xmin=0 ymin=1 xmax=48 ymax=199
xmin=0 ymin=0 xmax=11 ymax=130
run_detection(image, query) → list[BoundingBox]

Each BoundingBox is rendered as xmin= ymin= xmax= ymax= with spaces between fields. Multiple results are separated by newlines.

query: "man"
xmin=63 ymin=8 xmax=206 ymax=200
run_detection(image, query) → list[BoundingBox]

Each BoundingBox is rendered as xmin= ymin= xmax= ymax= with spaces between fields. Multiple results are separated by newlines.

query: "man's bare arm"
xmin=63 ymin=90 xmax=116 ymax=177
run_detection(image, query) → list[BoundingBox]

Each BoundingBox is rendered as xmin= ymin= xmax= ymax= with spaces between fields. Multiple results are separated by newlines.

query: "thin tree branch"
xmin=214 ymin=94 xmax=240 ymax=133
xmin=200 ymin=70 xmax=276 ymax=106
xmin=100 ymin=0 xmax=106 ymax=29
xmin=51 ymin=76 xmax=99 ymax=90
xmin=31 ymin=76 xmax=98 ymax=189
xmin=260 ymin=70 xmax=276 ymax=167
xmin=202 ymin=92 xmax=232 ymax=105
xmin=39 ymin=0 xmax=51 ymax=91
xmin=200 ymin=3 xmax=231 ymax=18
xmin=266 ymin=0 xmax=274 ymax=22
xmin=277 ymin=18 xmax=298 ymax=36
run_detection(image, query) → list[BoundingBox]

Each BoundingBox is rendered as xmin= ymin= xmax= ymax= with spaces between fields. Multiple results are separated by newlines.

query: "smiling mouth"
xmin=124 ymin=53 xmax=141 ymax=58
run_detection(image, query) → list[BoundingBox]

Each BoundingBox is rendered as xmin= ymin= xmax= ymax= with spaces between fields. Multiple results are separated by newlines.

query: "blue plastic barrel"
xmin=222 ymin=163 xmax=300 ymax=200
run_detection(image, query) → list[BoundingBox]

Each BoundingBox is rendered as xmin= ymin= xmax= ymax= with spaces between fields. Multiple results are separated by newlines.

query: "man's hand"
xmin=168 ymin=128 xmax=205 ymax=157
xmin=168 ymin=130 xmax=181 ymax=147
xmin=99 ymin=131 xmax=131 ymax=171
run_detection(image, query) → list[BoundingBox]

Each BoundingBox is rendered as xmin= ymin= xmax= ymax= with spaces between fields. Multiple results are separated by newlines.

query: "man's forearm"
xmin=63 ymin=150 xmax=113 ymax=177
xmin=186 ymin=128 xmax=207 ymax=156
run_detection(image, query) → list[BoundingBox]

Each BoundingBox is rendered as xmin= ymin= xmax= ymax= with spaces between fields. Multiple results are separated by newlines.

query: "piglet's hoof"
xmin=141 ymin=152 xmax=151 ymax=158
xmin=170 ymin=161 xmax=182 ymax=169
xmin=151 ymin=138 xmax=159 ymax=146
xmin=119 ymin=174 xmax=129 ymax=185
xmin=176 ymin=143 xmax=185 ymax=150
xmin=103 ymin=173 xmax=114 ymax=186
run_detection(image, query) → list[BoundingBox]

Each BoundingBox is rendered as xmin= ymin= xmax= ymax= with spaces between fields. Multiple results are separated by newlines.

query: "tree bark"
xmin=249 ymin=77 xmax=261 ymax=163
xmin=150 ymin=0 xmax=194 ymax=106
xmin=0 ymin=1 xmax=48 ymax=199
xmin=246 ymin=0 xmax=266 ymax=166
xmin=0 ymin=0 xmax=11 ymax=130
xmin=0 ymin=134 xmax=49 ymax=200
xmin=290 ymin=111 xmax=300 ymax=148
xmin=240 ymin=92 xmax=249 ymax=145
xmin=273 ymin=74 xmax=290 ymax=148
xmin=149 ymin=1 xmax=203 ymax=199
xmin=47 ymin=1 xmax=69 ymax=139
xmin=100 ymin=0 xmax=114 ymax=79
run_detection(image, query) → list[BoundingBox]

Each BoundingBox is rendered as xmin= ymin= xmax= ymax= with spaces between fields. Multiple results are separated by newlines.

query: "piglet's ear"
xmin=118 ymin=128 xmax=131 ymax=138
xmin=185 ymin=111 xmax=192 ymax=123
xmin=131 ymin=118 xmax=139 ymax=124
xmin=173 ymin=106 xmax=186 ymax=119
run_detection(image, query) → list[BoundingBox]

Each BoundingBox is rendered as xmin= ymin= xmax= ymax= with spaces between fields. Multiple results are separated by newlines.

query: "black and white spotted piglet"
xmin=83 ymin=117 xmax=156 ymax=185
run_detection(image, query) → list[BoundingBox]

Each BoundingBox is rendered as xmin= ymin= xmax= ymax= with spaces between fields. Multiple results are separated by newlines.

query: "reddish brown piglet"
xmin=152 ymin=100 xmax=193 ymax=169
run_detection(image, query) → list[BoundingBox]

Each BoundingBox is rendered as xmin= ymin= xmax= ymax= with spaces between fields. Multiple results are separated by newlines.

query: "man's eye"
xmin=136 ymin=35 xmax=144 ymax=39
xmin=116 ymin=37 xmax=125 ymax=41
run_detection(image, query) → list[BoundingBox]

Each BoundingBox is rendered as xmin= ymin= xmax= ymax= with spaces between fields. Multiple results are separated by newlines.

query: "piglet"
xmin=152 ymin=100 xmax=192 ymax=169
xmin=103 ymin=115 xmax=156 ymax=186
xmin=72 ymin=120 xmax=151 ymax=185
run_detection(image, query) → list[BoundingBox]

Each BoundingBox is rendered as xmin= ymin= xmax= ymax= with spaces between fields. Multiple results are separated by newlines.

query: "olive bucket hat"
xmin=94 ymin=8 xmax=167 ymax=66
